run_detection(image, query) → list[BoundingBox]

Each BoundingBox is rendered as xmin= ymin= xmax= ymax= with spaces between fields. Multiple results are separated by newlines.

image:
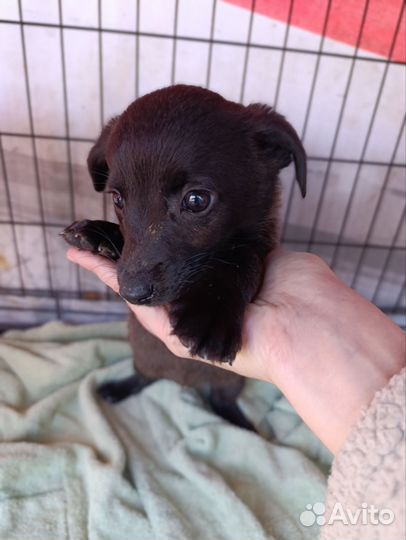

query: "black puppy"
xmin=63 ymin=85 xmax=306 ymax=429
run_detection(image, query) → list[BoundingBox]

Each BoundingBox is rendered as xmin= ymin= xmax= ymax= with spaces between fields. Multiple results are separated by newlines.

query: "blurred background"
xmin=0 ymin=0 xmax=405 ymax=328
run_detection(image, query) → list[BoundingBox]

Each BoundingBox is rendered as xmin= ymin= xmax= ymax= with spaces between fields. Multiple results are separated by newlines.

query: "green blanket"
xmin=0 ymin=321 xmax=331 ymax=540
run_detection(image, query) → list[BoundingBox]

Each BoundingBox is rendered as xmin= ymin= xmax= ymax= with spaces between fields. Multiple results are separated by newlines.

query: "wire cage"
xmin=0 ymin=0 xmax=405 ymax=329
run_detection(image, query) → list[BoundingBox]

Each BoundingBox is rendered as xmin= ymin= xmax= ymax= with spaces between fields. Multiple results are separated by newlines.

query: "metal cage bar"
xmin=0 ymin=0 xmax=404 ymax=327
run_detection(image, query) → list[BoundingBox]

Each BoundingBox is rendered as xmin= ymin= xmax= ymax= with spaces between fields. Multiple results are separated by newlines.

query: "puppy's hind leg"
xmin=98 ymin=373 xmax=154 ymax=403
xmin=208 ymin=385 xmax=256 ymax=432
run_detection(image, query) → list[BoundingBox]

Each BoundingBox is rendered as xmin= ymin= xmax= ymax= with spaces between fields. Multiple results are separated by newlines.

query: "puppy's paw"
xmin=98 ymin=381 xmax=126 ymax=403
xmin=97 ymin=374 xmax=150 ymax=403
xmin=61 ymin=219 xmax=123 ymax=261
xmin=61 ymin=220 xmax=97 ymax=251
xmin=169 ymin=300 xmax=243 ymax=363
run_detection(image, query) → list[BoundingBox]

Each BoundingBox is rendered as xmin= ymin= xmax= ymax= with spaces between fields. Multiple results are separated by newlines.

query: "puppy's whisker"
xmin=178 ymin=263 xmax=215 ymax=286
xmin=210 ymin=257 xmax=240 ymax=267
xmin=183 ymin=252 xmax=210 ymax=265
xmin=90 ymin=168 xmax=109 ymax=180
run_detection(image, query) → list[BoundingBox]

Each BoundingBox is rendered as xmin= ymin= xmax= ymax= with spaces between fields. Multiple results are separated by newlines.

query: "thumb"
xmin=66 ymin=248 xmax=119 ymax=293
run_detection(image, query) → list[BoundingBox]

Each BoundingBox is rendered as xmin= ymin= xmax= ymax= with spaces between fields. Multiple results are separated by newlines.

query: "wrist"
xmin=268 ymin=285 xmax=405 ymax=454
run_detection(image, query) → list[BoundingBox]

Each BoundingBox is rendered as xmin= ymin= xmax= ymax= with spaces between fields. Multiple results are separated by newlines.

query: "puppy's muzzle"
xmin=120 ymin=282 xmax=155 ymax=305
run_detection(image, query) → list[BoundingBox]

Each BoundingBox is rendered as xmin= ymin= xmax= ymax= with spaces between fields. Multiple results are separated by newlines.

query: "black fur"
xmin=62 ymin=85 xmax=306 ymax=428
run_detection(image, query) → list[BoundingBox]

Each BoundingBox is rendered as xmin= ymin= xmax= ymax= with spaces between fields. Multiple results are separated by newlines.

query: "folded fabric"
xmin=0 ymin=321 xmax=331 ymax=540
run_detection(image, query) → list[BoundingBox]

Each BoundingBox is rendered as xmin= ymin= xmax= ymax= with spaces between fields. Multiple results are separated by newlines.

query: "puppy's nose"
xmin=120 ymin=283 xmax=154 ymax=305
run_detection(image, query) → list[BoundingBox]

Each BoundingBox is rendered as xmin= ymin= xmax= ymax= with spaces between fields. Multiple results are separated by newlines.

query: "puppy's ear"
xmin=87 ymin=117 xmax=118 ymax=192
xmin=248 ymin=104 xmax=307 ymax=197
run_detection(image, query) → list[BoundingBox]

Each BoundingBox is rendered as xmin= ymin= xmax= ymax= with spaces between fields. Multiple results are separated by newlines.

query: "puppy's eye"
xmin=112 ymin=191 xmax=124 ymax=209
xmin=182 ymin=190 xmax=212 ymax=213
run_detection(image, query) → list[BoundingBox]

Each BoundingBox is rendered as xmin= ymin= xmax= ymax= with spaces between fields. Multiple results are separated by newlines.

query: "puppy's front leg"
xmin=169 ymin=254 xmax=263 ymax=364
xmin=61 ymin=220 xmax=123 ymax=261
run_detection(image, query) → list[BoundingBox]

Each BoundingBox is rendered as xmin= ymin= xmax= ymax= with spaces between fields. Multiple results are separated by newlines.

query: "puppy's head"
xmin=87 ymin=85 xmax=306 ymax=305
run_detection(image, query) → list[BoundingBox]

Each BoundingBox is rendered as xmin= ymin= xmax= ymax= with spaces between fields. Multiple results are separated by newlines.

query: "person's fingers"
xmin=129 ymin=304 xmax=193 ymax=358
xmin=66 ymin=248 xmax=119 ymax=293
xmin=137 ymin=299 xmax=250 ymax=375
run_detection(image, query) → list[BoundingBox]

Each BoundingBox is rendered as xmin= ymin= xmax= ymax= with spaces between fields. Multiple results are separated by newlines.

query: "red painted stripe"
xmin=223 ymin=0 xmax=405 ymax=63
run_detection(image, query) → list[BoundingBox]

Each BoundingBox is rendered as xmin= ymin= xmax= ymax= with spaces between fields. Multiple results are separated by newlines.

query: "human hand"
xmin=67 ymin=247 xmax=405 ymax=453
